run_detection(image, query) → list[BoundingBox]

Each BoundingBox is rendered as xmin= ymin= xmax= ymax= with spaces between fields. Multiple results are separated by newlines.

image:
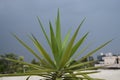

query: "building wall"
xmin=118 ymin=56 xmax=120 ymax=63
xmin=103 ymin=56 xmax=120 ymax=65
xmin=95 ymin=53 xmax=120 ymax=68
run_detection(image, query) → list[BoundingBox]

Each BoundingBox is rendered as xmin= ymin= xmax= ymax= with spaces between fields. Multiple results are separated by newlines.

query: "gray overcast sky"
xmin=0 ymin=0 xmax=120 ymax=61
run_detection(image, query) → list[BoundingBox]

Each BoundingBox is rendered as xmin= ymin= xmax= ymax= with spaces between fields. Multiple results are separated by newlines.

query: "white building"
xmin=95 ymin=52 xmax=120 ymax=68
xmin=103 ymin=56 xmax=120 ymax=65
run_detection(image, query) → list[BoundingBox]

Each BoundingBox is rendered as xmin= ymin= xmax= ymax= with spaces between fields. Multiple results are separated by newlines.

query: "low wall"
xmin=0 ymin=76 xmax=44 ymax=80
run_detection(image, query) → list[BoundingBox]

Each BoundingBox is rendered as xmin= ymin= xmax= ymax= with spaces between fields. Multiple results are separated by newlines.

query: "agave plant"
xmin=0 ymin=10 xmax=111 ymax=80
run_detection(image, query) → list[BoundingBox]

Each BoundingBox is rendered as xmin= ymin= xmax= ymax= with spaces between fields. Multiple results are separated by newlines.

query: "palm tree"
xmin=0 ymin=10 xmax=111 ymax=80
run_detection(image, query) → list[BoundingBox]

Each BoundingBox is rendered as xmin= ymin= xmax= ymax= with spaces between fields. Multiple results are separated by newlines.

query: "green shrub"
xmin=0 ymin=10 xmax=111 ymax=80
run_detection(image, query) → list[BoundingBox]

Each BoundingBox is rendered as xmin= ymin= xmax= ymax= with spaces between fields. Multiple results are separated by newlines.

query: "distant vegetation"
xmin=0 ymin=53 xmax=24 ymax=74
xmin=0 ymin=53 xmax=95 ymax=74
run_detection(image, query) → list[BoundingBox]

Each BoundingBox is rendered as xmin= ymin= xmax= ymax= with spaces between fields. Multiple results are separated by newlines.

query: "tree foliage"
xmin=0 ymin=53 xmax=24 ymax=74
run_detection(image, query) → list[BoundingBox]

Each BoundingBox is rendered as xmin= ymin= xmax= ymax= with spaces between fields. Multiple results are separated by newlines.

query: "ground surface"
xmin=0 ymin=70 xmax=120 ymax=80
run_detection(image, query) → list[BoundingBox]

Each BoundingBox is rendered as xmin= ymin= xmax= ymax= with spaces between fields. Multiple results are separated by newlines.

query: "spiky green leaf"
xmin=37 ymin=17 xmax=51 ymax=48
xmin=49 ymin=21 xmax=59 ymax=65
xmin=59 ymin=19 xmax=85 ymax=69
xmin=12 ymin=34 xmax=42 ymax=62
xmin=68 ymin=60 xmax=96 ymax=69
xmin=70 ymin=32 xmax=89 ymax=57
xmin=62 ymin=28 xmax=71 ymax=49
xmin=56 ymin=9 xmax=62 ymax=52
xmin=5 ymin=58 xmax=42 ymax=69
xmin=79 ymin=40 xmax=112 ymax=62
xmin=30 ymin=34 xmax=56 ymax=68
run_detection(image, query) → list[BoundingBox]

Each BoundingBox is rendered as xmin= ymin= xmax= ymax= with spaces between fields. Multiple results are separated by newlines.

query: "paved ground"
xmin=0 ymin=70 xmax=120 ymax=80
xmin=89 ymin=69 xmax=120 ymax=80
